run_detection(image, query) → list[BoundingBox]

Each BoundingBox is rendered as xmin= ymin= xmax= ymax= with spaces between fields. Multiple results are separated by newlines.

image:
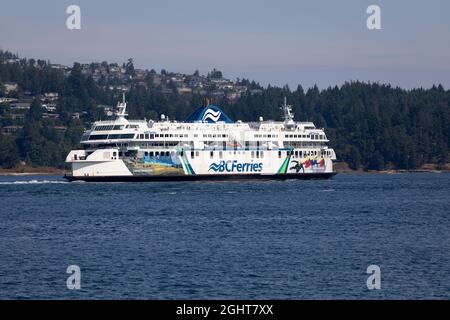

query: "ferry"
xmin=64 ymin=96 xmax=336 ymax=181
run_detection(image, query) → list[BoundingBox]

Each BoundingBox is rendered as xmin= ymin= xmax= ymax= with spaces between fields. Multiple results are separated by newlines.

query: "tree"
xmin=125 ymin=58 xmax=135 ymax=76
xmin=0 ymin=134 xmax=19 ymax=168
xmin=26 ymin=99 xmax=43 ymax=122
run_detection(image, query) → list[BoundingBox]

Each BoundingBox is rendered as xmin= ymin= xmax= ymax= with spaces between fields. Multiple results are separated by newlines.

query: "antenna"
xmin=281 ymin=97 xmax=295 ymax=125
xmin=115 ymin=93 xmax=128 ymax=119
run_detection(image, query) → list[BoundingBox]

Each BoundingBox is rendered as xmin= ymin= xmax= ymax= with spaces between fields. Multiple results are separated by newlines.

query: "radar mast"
xmin=281 ymin=97 xmax=295 ymax=128
xmin=115 ymin=93 xmax=128 ymax=119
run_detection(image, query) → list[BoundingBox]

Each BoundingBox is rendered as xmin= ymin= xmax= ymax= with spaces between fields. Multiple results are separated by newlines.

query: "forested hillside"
xmin=1 ymin=50 xmax=449 ymax=170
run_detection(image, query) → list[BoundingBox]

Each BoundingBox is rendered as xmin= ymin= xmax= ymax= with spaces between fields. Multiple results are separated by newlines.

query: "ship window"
xmin=278 ymin=151 xmax=282 ymax=158
xmin=210 ymin=151 xmax=214 ymax=158
xmin=196 ymin=151 xmax=199 ymax=157
xmin=150 ymin=152 xmax=154 ymax=157
xmin=145 ymin=134 xmax=149 ymax=139
xmin=165 ymin=151 xmax=170 ymax=157
xmin=144 ymin=152 xmax=148 ymax=157
xmin=88 ymin=134 xmax=108 ymax=140
xmin=219 ymin=151 xmax=223 ymax=158
xmin=295 ymin=151 xmax=299 ymax=157
xmin=260 ymin=151 xmax=264 ymax=158
xmin=119 ymin=134 xmax=135 ymax=139
xmin=184 ymin=134 xmax=188 ymax=137
xmin=191 ymin=151 xmax=194 ymax=159
xmin=194 ymin=134 xmax=198 ymax=138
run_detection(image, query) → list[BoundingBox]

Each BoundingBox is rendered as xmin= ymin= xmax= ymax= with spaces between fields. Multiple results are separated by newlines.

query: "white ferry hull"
xmin=64 ymin=148 xmax=336 ymax=182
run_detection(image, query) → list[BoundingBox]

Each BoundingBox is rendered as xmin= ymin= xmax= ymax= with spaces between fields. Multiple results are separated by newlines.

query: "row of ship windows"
xmin=86 ymin=133 xmax=327 ymax=143
xmin=152 ymin=133 xmax=322 ymax=140
xmin=90 ymin=131 xmax=324 ymax=140
xmin=94 ymin=124 xmax=139 ymax=131
xmin=285 ymin=134 xmax=325 ymax=140
xmin=122 ymin=149 xmax=332 ymax=160
xmin=254 ymin=134 xmax=278 ymax=138
xmin=155 ymin=133 xmax=189 ymax=138
xmin=286 ymin=150 xmax=332 ymax=157
xmin=198 ymin=150 xmax=330 ymax=159
xmin=143 ymin=151 xmax=174 ymax=159
xmin=141 ymin=150 xmax=330 ymax=159
xmin=132 ymin=142 xmax=324 ymax=149
xmin=88 ymin=134 xmax=135 ymax=140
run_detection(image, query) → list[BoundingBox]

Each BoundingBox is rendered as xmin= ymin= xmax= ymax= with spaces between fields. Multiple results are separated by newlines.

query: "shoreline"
xmin=0 ymin=167 xmax=66 ymax=176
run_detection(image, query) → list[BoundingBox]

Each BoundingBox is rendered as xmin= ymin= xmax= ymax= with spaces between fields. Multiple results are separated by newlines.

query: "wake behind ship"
xmin=64 ymin=97 xmax=336 ymax=182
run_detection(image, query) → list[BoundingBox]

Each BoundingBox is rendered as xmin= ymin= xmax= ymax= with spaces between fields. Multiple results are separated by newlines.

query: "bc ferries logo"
xmin=202 ymin=108 xmax=221 ymax=123
xmin=209 ymin=160 xmax=263 ymax=173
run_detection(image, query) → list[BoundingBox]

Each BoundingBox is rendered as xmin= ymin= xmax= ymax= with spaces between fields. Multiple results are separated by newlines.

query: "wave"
xmin=209 ymin=163 xmax=221 ymax=172
xmin=0 ymin=180 xmax=68 ymax=185
xmin=202 ymin=109 xmax=221 ymax=122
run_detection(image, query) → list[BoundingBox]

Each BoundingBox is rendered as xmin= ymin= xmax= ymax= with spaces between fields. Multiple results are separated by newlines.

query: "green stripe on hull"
xmin=277 ymin=149 xmax=293 ymax=174
xmin=180 ymin=149 xmax=196 ymax=175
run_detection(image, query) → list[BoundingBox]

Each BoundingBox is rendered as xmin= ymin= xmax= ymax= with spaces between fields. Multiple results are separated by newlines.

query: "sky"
xmin=1 ymin=0 xmax=450 ymax=89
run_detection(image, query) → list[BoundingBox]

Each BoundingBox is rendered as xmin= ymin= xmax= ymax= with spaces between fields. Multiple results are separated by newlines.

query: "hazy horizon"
xmin=1 ymin=0 xmax=450 ymax=89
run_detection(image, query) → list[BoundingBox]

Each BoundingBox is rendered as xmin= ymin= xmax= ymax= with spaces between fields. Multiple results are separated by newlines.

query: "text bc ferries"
xmin=65 ymin=97 xmax=336 ymax=181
